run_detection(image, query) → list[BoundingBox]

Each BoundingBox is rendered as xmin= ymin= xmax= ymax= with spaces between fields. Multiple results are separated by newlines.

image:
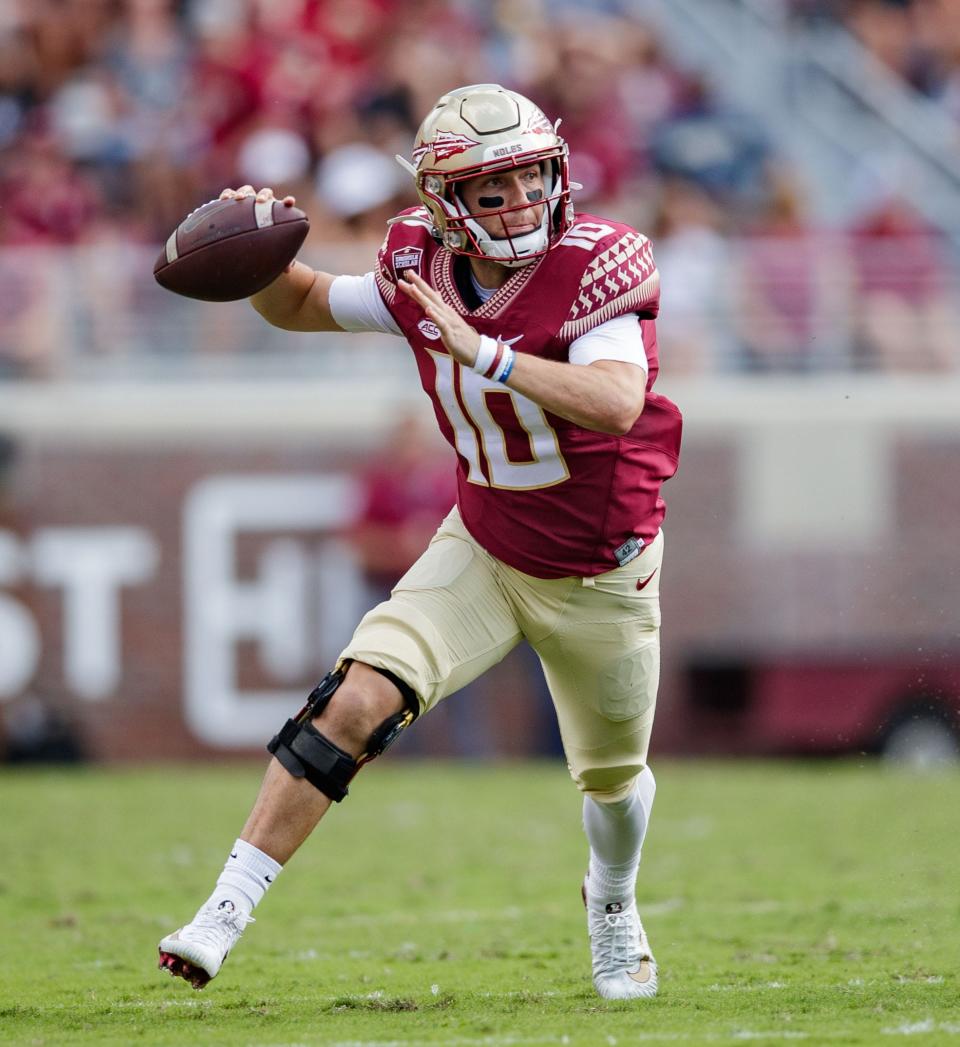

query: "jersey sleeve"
xmin=328 ymin=273 xmax=402 ymax=335
xmin=567 ymin=314 xmax=648 ymax=371
xmin=374 ymin=206 xmax=435 ymax=310
xmin=558 ymin=227 xmax=660 ymax=342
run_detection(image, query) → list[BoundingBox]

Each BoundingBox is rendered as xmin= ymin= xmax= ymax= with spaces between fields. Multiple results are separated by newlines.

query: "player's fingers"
xmin=255 ymin=187 xmax=276 ymax=202
xmin=432 ymin=316 xmax=468 ymax=350
xmin=397 ymin=278 xmax=428 ymax=307
xmin=218 ymin=187 xmax=236 ymax=200
xmin=235 ymin=184 xmax=255 ymax=199
xmin=398 ymin=276 xmax=459 ymax=331
xmin=402 ymin=270 xmax=442 ymax=304
xmin=425 ymin=301 xmax=458 ymax=328
xmin=282 ymin=195 xmax=296 ymax=207
xmin=428 ymin=305 xmax=457 ymax=329
xmin=405 ymin=270 xmax=434 ymax=291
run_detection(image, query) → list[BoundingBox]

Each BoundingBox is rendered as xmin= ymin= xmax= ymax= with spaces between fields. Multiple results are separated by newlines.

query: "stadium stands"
xmin=1 ymin=0 xmax=958 ymax=376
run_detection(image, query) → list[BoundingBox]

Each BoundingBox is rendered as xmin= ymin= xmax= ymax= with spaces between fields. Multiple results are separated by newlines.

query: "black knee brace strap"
xmin=267 ymin=666 xmax=418 ymax=803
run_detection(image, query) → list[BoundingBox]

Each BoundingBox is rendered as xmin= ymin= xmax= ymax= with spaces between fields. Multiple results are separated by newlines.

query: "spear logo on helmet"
xmin=429 ymin=130 xmax=482 ymax=162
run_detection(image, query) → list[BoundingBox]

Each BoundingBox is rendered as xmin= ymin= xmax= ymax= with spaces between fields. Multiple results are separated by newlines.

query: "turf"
xmin=1 ymin=760 xmax=958 ymax=1046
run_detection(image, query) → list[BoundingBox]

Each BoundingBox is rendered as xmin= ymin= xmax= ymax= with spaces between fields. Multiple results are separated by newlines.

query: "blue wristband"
xmin=497 ymin=347 xmax=515 ymax=383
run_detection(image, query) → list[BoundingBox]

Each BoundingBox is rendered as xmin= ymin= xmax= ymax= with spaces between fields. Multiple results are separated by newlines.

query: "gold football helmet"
xmin=397 ymin=84 xmax=574 ymax=267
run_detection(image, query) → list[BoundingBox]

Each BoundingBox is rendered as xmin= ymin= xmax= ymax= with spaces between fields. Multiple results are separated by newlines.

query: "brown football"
xmin=153 ymin=196 xmax=309 ymax=302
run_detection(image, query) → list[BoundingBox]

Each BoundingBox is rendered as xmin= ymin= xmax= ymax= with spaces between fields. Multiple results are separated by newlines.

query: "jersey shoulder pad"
xmin=376 ymin=207 xmax=436 ymax=305
xmin=557 ymin=214 xmax=660 ymax=341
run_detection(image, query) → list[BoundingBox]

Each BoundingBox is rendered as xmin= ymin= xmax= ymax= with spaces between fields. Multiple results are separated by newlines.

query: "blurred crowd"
xmin=791 ymin=0 xmax=960 ymax=116
xmin=0 ymin=0 xmax=958 ymax=375
xmin=0 ymin=0 xmax=783 ymax=243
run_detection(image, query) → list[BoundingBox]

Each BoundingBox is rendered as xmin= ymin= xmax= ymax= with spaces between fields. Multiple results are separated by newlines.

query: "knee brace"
xmin=267 ymin=664 xmax=419 ymax=803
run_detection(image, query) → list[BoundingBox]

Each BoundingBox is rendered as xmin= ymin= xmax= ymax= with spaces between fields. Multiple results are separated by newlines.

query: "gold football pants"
xmin=341 ymin=507 xmax=663 ymax=801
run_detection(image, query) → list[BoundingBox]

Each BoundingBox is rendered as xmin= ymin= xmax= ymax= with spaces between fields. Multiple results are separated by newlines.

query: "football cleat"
xmin=583 ymin=880 xmax=659 ymax=1000
xmin=158 ymin=899 xmax=253 ymax=990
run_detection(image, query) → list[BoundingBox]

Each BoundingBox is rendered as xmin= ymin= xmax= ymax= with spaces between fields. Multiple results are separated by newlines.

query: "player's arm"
xmin=500 ymin=353 xmax=644 ymax=436
xmin=220 ymin=186 xmax=343 ymax=332
xmin=398 ymin=271 xmax=645 ymax=436
xmin=250 ymin=259 xmax=342 ymax=332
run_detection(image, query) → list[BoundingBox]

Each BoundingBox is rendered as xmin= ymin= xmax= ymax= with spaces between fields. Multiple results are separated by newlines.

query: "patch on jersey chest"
xmin=417 ymin=318 xmax=442 ymax=340
xmin=392 ymin=246 xmax=424 ymax=279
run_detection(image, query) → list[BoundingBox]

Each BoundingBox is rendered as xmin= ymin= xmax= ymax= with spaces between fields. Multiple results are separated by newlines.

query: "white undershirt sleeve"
xmin=327 ymin=272 xmax=402 ymax=335
xmin=328 ymin=275 xmax=647 ymax=369
xmin=567 ymin=313 xmax=648 ymax=372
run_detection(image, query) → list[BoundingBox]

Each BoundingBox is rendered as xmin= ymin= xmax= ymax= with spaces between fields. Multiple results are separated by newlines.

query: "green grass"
xmin=1 ymin=760 xmax=959 ymax=1046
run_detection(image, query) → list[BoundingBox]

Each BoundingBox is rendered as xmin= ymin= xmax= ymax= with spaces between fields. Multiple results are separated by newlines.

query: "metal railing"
xmin=0 ymin=238 xmax=957 ymax=381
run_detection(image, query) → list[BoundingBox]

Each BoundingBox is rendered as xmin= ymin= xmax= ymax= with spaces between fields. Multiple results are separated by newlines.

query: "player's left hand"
xmin=397 ymin=271 xmax=481 ymax=367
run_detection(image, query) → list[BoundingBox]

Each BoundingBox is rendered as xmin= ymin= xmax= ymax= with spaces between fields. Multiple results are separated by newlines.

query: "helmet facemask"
xmin=431 ymin=152 xmax=570 ymax=268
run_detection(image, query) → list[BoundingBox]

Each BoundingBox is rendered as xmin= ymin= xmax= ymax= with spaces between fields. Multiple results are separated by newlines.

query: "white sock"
xmin=583 ymin=766 xmax=656 ymax=911
xmin=204 ymin=838 xmax=282 ymax=915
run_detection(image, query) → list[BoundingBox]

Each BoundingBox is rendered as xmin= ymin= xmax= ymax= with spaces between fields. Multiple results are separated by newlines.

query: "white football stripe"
xmin=165 ymin=230 xmax=179 ymax=263
xmin=254 ymin=199 xmax=275 ymax=229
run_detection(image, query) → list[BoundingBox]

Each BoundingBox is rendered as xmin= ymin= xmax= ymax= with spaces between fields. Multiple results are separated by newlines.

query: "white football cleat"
xmin=584 ymin=883 xmax=658 ymax=1000
xmin=158 ymin=899 xmax=253 ymax=990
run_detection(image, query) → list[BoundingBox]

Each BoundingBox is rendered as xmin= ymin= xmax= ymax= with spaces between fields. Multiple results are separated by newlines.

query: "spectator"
xmin=652 ymin=178 xmax=735 ymax=373
xmin=528 ymin=16 xmax=635 ymax=206
xmin=0 ymin=131 xmax=102 ymax=246
xmin=351 ymin=412 xmax=457 ymax=604
xmin=648 ymin=73 xmax=772 ymax=210
xmin=0 ymin=0 xmax=958 ymax=377
xmin=735 ymin=169 xmax=849 ymax=371
xmin=847 ymin=192 xmax=957 ymax=370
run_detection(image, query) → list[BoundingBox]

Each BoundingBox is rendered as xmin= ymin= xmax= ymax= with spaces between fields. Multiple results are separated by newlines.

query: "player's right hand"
xmin=218 ymin=186 xmax=301 ymax=275
xmin=219 ymin=185 xmax=296 ymax=208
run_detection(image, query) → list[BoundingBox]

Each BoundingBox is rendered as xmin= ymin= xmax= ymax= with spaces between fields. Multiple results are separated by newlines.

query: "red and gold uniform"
xmin=374 ymin=207 xmax=682 ymax=578
xmin=340 ymin=207 xmax=682 ymax=800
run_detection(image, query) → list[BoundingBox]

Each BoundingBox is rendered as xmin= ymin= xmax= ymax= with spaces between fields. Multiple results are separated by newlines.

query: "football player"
xmin=158 ymin=84 xmax=682 ymax=1001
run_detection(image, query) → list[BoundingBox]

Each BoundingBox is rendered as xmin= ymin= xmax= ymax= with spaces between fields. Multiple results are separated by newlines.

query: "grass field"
xmin=1 ymin=760 xmax=959 ymax=1046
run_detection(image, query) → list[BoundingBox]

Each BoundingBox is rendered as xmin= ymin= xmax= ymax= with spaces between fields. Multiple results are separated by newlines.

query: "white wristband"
xmin=472 ymin=335 xmax=499 ymax=375
xmin=472 ymin=335 xmax=515 ymax=382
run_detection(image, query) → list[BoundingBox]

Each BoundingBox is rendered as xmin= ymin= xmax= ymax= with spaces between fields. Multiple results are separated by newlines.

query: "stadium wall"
xmin=0 ymin=375 xmax=958 ymax=762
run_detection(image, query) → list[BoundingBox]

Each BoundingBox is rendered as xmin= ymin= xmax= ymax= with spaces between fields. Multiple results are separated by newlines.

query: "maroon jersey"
xmin=375 ymin=207 xmax=683 ymax=579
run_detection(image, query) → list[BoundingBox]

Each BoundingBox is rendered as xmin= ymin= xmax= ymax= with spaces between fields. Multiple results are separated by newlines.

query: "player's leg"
xmin=519 ymin=530 xmax=665 ymax=1000
xmin=582 ymin=765 xmax=656 ymax=913
xmin=159 ymin=508 xmax=522 ymax=989
xmin=240 ymin=662 xmax=409 ymax=863
xmin=158 ymin=661 xmax=410 ymax=988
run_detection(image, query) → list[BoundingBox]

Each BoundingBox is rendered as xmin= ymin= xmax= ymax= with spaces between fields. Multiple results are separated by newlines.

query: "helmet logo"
xmin=431 ymin=130 xmax=482 ymax=161
xmin=525 ymin=111 xmax=554 ymax=135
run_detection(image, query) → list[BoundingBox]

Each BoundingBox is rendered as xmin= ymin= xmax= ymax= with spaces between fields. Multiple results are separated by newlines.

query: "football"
xmin=153 ymin=196 xmax=309 ymax=302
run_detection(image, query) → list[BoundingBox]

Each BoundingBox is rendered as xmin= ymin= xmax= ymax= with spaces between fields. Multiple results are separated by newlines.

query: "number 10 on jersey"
xmin=429 ymin=350 xmax=570 ymax=491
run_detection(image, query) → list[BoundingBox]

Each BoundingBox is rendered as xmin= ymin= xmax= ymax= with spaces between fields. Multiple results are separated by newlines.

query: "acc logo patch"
xmin=417 ymin=318 xmax=441 ymax=340
xmin=392 ymin=246 xmax=423 ymax=278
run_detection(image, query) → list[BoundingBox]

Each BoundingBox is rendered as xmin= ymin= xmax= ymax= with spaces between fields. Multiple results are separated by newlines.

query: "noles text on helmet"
xmin=396 ymin=84 xmax=575 ymax=268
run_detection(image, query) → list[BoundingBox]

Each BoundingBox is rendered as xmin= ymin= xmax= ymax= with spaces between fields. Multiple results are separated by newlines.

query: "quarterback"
xmin=158 ymin=84 xmax=682 ymax=1001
